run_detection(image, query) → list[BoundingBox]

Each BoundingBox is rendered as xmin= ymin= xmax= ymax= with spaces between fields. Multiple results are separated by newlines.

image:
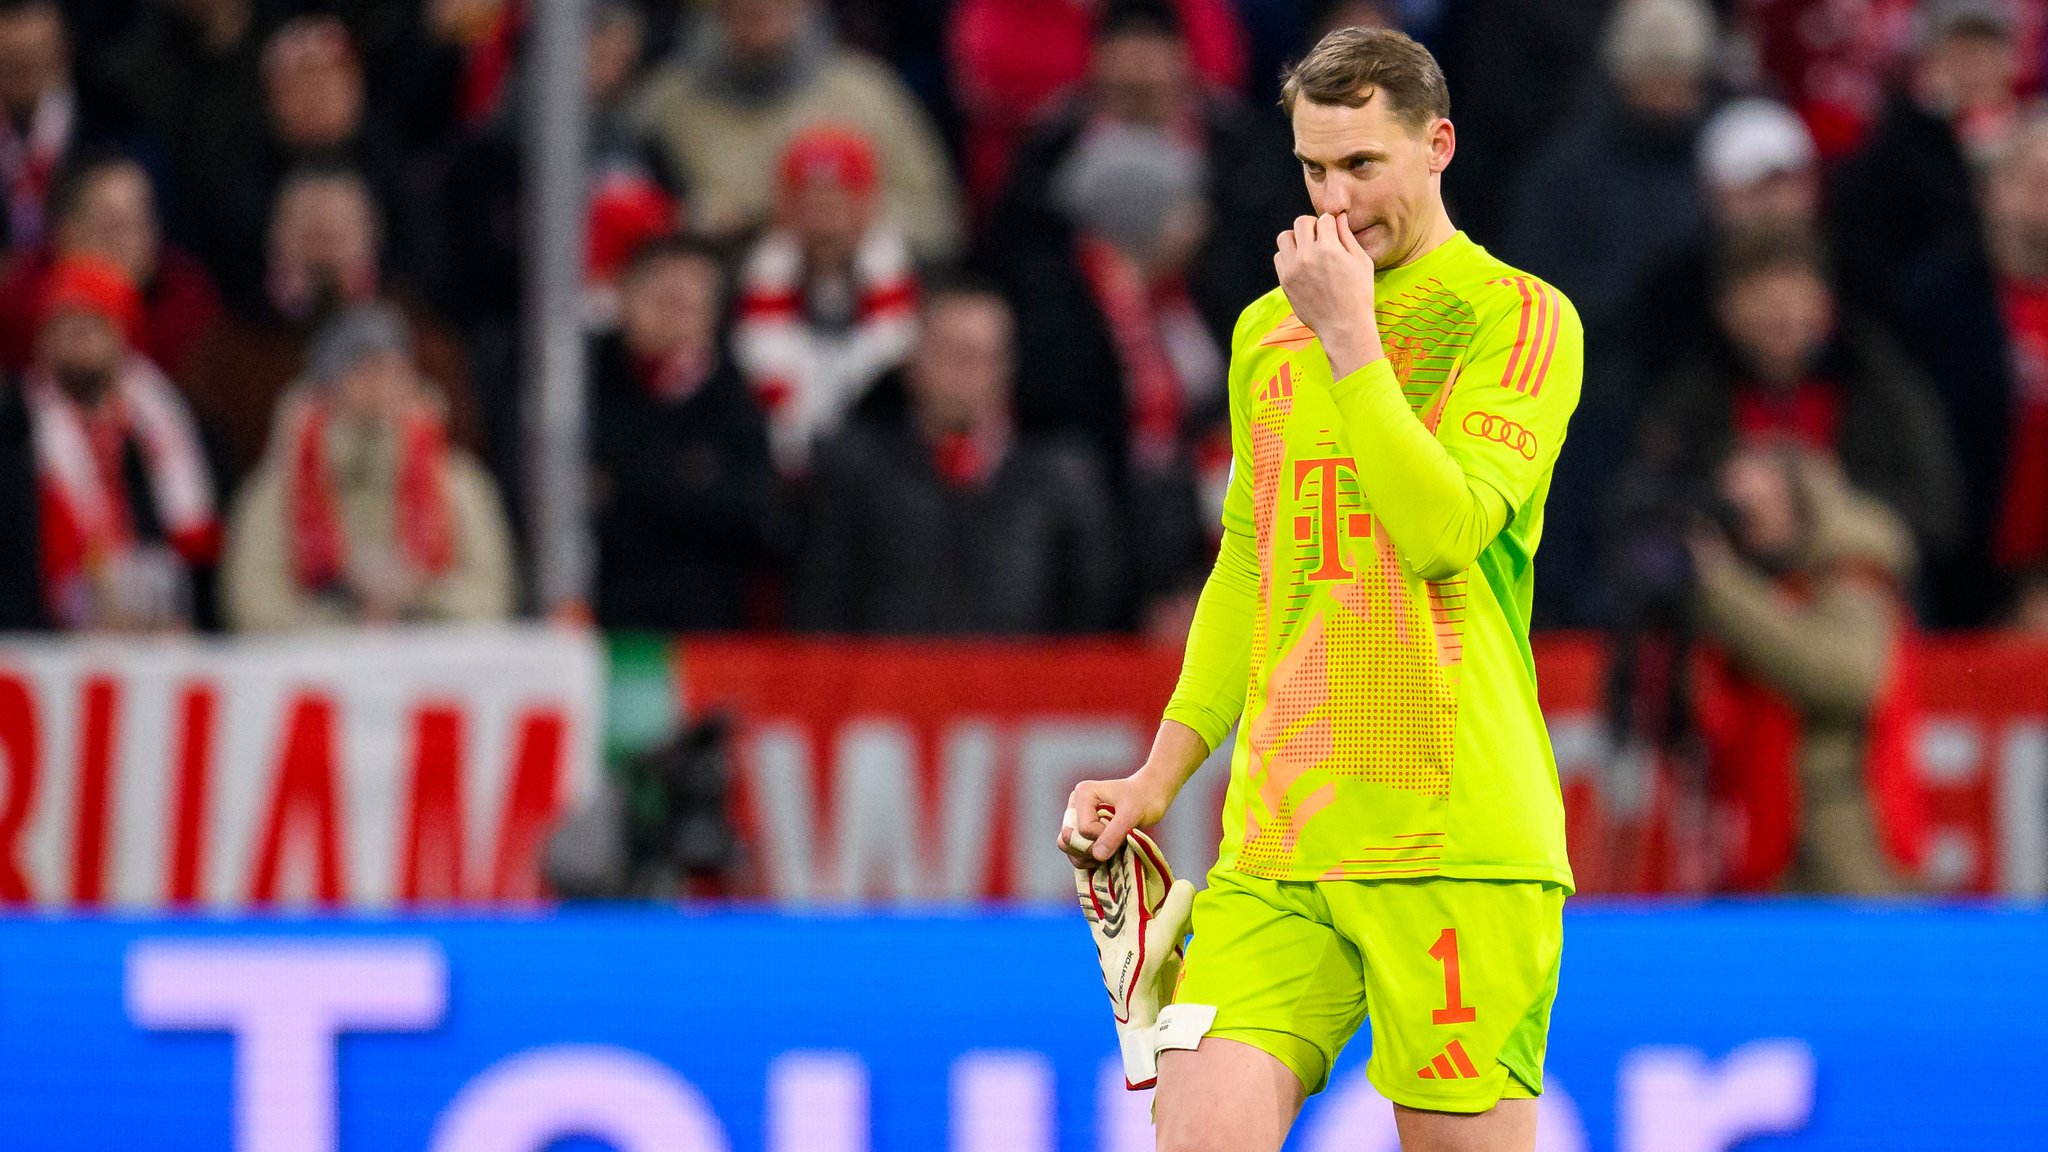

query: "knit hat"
xmin=1699 ymin=98 xmax=1817 ymax=190
xmin=306 ymin=302 xmax=413 ymax=386
xmin=778 ymin=125 xmax=879 ymax=196
xmin=39 ymin=254 xmax=142 ymax=346
xmin=1052 ymin=123 xmax=1206 ymax=259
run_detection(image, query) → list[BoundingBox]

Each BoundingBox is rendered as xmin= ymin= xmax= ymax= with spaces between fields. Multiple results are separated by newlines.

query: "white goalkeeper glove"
xmin=1068 ymin=810 xmax=1196 ymax=1090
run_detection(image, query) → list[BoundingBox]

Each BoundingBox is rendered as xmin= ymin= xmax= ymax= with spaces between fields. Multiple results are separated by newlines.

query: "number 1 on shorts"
xmin=1429 ymin=927 xmax=1477 ymax=1025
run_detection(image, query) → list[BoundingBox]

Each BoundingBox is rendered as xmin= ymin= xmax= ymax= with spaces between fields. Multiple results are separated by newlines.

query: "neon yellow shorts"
xmin=1170 ymin=868 xmax=1565 ymax=1113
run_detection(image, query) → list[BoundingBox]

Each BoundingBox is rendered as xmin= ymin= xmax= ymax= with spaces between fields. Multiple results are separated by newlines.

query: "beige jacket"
xmin=635 ymin=49 xmax=964 ymax=262
xmin=221 ymin=399 xmax=516 ymax=632
xmin=1692 ymin=455 xmax=1917 ymax=894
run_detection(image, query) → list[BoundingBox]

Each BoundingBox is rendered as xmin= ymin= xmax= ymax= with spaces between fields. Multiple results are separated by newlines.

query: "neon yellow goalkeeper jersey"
xmin=1164 ymin=230 xmax=1579 ymax=890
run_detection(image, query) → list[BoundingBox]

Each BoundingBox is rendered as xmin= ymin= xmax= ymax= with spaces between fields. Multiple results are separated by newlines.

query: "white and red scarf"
xmin=1074 ymin=232 xmax=1223 ymax=473
xmin=28 ymin=356 xmax=218 ymax=625
xmin=733 ymin=225 xmax=918 ymax=475
xmin=0 ymin=87 xmax=73 ymax=248
xmin=285 ymin=397 xmax=454 ymax=592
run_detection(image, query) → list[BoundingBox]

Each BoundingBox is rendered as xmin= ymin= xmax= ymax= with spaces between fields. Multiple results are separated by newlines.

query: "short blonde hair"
xmin=1278 ymin=26 xmax=1449 ymax=131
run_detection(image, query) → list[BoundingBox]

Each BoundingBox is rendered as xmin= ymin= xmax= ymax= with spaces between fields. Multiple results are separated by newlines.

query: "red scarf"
xmin=28 ymin=359 xmax=219 ymax=626
xmin=1075 ymin=232 xmax=1209 ymax=473
xmin=1731 ymin=378 xmax=1843 ymax=451
xmin=929 ymin=420 xmax=1010 ymax=490
xmin=288 ymin=401 xmax=454 ymax=591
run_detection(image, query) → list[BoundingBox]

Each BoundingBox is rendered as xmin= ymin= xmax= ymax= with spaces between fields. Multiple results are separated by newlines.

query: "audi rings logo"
xmin=1463 ymin=410 xmax=1538 ymax=459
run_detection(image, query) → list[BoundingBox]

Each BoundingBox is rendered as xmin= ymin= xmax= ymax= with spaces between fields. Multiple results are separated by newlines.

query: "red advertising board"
xmin=681 ymin=635 xmax=2048 ymax=899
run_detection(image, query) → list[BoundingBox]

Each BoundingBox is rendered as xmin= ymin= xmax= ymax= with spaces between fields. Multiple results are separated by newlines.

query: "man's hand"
xmin=1274 ymin=212 xmax=1384 ymax=380
xmin=1059 ymin=765 xmax=1181 ymax=864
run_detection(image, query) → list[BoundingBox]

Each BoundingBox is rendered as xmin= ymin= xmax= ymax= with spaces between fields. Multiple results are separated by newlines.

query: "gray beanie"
xmin=1052 ymin=123 xmax=1207 ymax=261
xmin=306 ymin=303 xmax=413 ymax=387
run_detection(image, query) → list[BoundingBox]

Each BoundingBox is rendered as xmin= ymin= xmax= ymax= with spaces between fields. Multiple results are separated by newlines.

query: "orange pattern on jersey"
xmin=1490 ymin=276 xmax=1562 ymax=396
xmin=1259 ymin=312 xmax=1319 ymax=349
xmin=1235 ymin=290 xmax=1486 ymax=875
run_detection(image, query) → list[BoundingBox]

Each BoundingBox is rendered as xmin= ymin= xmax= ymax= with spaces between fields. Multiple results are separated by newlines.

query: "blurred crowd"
xmin=2 ymin=0 xmax=2047 ymax=648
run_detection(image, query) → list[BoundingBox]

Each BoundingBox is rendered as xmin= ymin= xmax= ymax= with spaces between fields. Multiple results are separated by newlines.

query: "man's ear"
xmin=1428 ymin=117 xmax=1457 ymax=175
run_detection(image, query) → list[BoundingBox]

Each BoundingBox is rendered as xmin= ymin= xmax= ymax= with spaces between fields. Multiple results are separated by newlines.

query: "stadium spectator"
xmin=221 ymin=303 xmax=512 ymax=631
xmin=947 ymin=0 xmax=1248 ymax=212
xmin=19 ymin=255 xmax=221 ymax=632
xmin=632 ymin=0 xmax=963 ymax=262
xmin=1835 ymin=1 xmax=2024 ymax=623
xmin=1736 ymin=0 xmax=1919 ymax=159
xmin=790 ymin=279 xmax=1122 ymax=634
xmin=733 ymin=126 xmax=917 ymax=476
xmin=0 ymin=0 xmax=127 ymax=251
xmin=1635 ymin=226 xmax=1964 ymax=577
xmin=1438 ymin=0 xmax=1620 ymax=243
xmin=590 ymin=235 xmax=776 ymax=632
xmin=1634 ymin=98 xmax=1822 ymax=389
xmin=1987 ymin=113 xmax=2048 ymax=582
xmin=1498 ymin=0 xmax=1718 ymax=623
xmin=96 ymin=0 xmax=271 ymax=278
xmin=445 ymin=0 xmax=668 ymax=330
xmin=1688 ymin=446 xmax=1921 ymax=894
xmin=0 ymin=153 xmax=220 ymax=376
xmin=179 ymin=166 xmax=476 ymax=484
xmin=164 ymin=15 xmax=417 ymax=312
xmin=1004 ymin=120 xmax=1217 ymax=627
xmin=0 ymin=368 xmax=34 ymax=628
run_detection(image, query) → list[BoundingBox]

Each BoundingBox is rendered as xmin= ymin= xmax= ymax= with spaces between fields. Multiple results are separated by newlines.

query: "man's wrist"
xmin=1318 ymin=318 xmax=1384 ymax=381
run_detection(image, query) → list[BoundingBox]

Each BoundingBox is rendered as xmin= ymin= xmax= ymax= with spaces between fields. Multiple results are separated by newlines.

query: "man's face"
xmin=39 ymin=310 xmax=123 ymax=403
xmin=272 ymin=179 xmax=377 ymax=287
xmin=266 ymin=30 xmax=364 ymax=148
xmin=588 ymin=10 xmax=643 ymax=105
xmin=1988 ymin=134 xmax=2048 ymax=280
xmin=1092 ymin=30 xmax=1189 ymax=128
xmin=1292 ymin=94 xmax=1452 ymax=268
xmin=718 ymin=0 xmax=804 ymax=68
xmin=1710 ymin=169 xmax=1820 ymax=232
xmin=1923 ymin=30 xmax=2017 ymax=114
xmin=333 ymin=349 xmax=414 ymax=427
xmin=908 ymin=294 xmax=1013 ymax=431
xmin=1617 ymin=68 xmax=1703 ymax=124
xmin=59 ymin=166 xmax=160 ymax=283
xmin=0 ymin=3 xmax=65 ymax=113
xmin=784 ymin=177 xmax=871 ymax=268
xmin=1717 ymin=266 xmax=1834 ymax=384
xmin=621 ymin=254 xmax=721 ymax=358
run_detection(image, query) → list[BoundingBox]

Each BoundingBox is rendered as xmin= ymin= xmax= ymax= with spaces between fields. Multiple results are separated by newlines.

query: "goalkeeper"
xmin=1061 ymin=27 xmax=1581 ymax=1152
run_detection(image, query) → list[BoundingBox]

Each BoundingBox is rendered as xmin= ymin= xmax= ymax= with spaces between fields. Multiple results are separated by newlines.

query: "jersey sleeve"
xmin=1161 ymin=301 xmax=1268 ymax=750
xmin=1433 ymin=277 xmax=1583 ymax=511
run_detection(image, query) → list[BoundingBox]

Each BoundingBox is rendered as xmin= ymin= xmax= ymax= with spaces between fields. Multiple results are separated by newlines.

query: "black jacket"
xmin=0 ymin=382 xmax=39 ymax=630
xmin=789 ymin=417 xmax=1123 ymax=635
xmin=589 ymin=332 xmax=778 ymax=632
xmin=1832 ymin=93 xmax=2015 ymax=622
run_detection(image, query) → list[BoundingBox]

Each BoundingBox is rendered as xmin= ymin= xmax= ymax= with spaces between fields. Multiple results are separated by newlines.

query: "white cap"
xmin=1698 ymin=97 xmax=1817 ymax=189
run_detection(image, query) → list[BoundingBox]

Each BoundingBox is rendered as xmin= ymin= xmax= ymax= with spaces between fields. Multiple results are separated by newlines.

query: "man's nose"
xmin=1315 ymin=183 xmax=1351 ymax=218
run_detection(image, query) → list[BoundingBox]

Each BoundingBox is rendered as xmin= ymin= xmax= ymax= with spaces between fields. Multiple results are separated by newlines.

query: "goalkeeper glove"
xmin=1068 ymin=811 xmax=1196 ymax=1090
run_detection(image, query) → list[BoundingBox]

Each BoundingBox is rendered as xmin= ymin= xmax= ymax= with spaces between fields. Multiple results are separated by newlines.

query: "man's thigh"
xmin=1394 ymin=1098 xmax=1539 ymax=1152
xmin=1155 ymin=1039 xmax=1305 ymax=1152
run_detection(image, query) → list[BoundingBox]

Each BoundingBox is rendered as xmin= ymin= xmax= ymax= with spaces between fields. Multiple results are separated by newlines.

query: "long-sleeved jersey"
xmin=1164 ymin=230 xmax=1581 ymax=889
